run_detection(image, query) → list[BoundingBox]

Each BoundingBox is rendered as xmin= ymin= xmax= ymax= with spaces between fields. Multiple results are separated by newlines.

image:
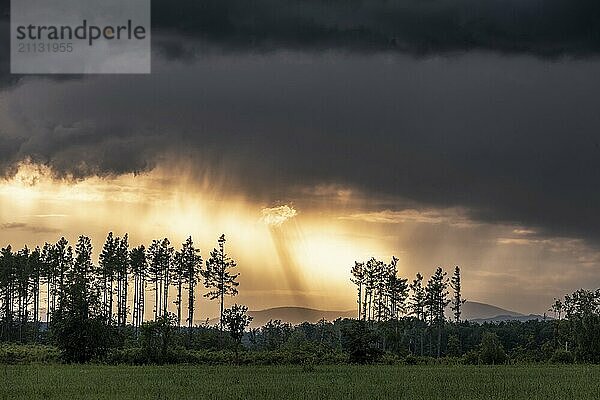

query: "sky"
xmin=1 ymin=1 xmax=600 ymax=316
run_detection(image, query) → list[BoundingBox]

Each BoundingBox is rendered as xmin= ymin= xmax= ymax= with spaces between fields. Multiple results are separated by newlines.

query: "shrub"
xmin=380 ymin=352 xmax=401 ymax=365
xmin=551 ymin=349 xmax=575 ymax=364
xmin=479 ymin=332 xmax=507 ymax=365
xmin=0 ymin=344 xmax=60 ymax=364
xmin=402 ymin=355 xmax=439 ymax=365
xmin=404 ymin=354 xmax=419 ymax=365
xmin=340 ymin=320 xmax=383 ymax=364
xmin=461 ymin=350 xmax=480 ymax=365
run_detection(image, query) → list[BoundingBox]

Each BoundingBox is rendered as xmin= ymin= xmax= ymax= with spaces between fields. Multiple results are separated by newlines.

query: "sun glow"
xmin=0 ymin=162 xmax=389 ymax=311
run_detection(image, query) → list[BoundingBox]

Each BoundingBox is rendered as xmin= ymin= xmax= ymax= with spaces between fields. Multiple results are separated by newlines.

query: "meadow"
xmin=1 ymin=364 xmax=599 ymax=400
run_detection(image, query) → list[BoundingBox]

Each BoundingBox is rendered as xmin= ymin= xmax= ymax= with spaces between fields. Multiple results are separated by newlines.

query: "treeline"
xmin=0 ymin=233 xmax=253 ymax=361
xmin=1 ymin=236 xmax=600 ymax=365
xmin=345 ymin=258 xmax=600 ymax=364
xmin=1 ymin=310 xmax=597 ymax=365
xmin=351 ymin=260 xmax=464 ymax=358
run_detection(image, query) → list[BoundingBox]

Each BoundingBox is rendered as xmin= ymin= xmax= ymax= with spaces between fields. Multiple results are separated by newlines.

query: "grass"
xmin=1 ymin=364 xmax=599 ymax=400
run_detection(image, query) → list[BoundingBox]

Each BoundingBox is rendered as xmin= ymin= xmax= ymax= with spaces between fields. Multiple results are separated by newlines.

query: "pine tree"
xmin=14 ymin=247 xmax=32 ymax=342
xmin=373 ymin=259 xmax=388 ymax=322
xmin=425 ymin=267 xmax=450 ymax=358
xmin=172 ymin=250 xmax=184 ymax=329
xmin=202 ymin=234 xmax=239 ymax=332
xmin=0 ymin=246 xmax=16 ymax=341
xmin=387 ymin=257 xmax=409 ymax=320
xmin=409 ymin=273 xmax=426 ymax=321
xmin=53 ymin=236 xmax=107 ymax=362
xmin=450 ymin=266 xmax=465 ymax=323
xmin=52 ymin=238 xmax=73 ymax=315
xmin=350 ymin=262 xmax=365 ymax=320
xmin=362 ymin=258 xmax=377 ymax=321
xmin=115 ymin=234 xmax=129 ymax=327
xmin=40 ymin=243 xmax=54 ymax=328
xmin=409 ymin=272 xmax=426 ymax=356
xmin=147 ymin=239 xmax=173 ymax=319
xmin=130 ymin=245 xmax=147 ymax=332
xmin=29 ymin=247 xmax=42 ymax=342
xmin=177 ymin=237 xmax=202 ymax=342
xmin=99 ymin=233 xmax=117 ymax=324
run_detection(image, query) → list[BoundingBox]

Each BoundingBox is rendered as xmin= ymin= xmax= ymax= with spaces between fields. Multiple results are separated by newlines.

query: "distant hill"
xmin=247 ymin=307 xmax=356 ymax=327
xmin=457 ymin=301 xmax=523 ymax=320
xmin=204 ymin=301 xmax=534 ymax=328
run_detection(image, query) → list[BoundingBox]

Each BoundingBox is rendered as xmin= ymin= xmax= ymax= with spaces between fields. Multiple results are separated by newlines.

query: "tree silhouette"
xmin=176 ymin=237 xmax=202 ymax=342
xmin=425 ymin=267 xmax=450 ymax=358
xmin=99 ymin=232 xmax=117 ymax=325
xmin=409 ymin=273 xmax=426 ymax=356
xmin=450 ymin=266 xmax=465 ymax=323
xmin=130 ymin=245 xmax=147 ymax=333
xmin=202 ymin=234 xmax=239 ymax=332
xmin=0 ymin=246 xmax=15 ymax=341
xmin=147 ymin=239 xmax=174 ymax=319
xmin=362 ymin=258 xmax=377 ymax=321
xmin=387 ymin=257 xmax=409 ymax=320
xmin=222 ymin=303 xmax=253 ymax=357
xmin=53 ymin=237 xmax=73 ymax=317
xmin=40 ymin=243 xmax=54 ymax=328
xmin=350 ymin=262 xmax=365 ymax=320
xmin=115 ymin=234 xmax=130 ymax=327
xmin=409 ymin=273 xmax=426 ymax=321
xmin=53 ymin=236 xmax=108 ymax=362
xmin=29 ymin=247 xmax=42 ymax=342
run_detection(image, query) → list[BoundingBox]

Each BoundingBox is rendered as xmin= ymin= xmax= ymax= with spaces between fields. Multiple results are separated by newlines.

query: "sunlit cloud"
xmin=260 ymin=205 xmax=298 ymax=227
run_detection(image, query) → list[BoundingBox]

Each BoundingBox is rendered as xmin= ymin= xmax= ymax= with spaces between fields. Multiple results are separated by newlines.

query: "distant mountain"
xmin=204 ymin=301 xmax=534 ymax=328
xmin=458 ymin=301 xmax=523 ymax=320
xmin=247 ymin=307 xmax=356 ymax=327
xmin=449 ymin=301 xmax=550 ymax=323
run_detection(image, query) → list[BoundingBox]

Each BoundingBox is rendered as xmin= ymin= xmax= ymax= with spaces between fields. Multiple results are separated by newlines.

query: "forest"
xmin=0 ymin=233 xmax=599 ymax=365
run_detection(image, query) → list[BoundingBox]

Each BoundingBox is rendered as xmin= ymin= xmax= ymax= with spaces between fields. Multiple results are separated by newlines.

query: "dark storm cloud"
xmin=1 ymin=1 xmax=599 ymax=85
xmin=150 ymin=0 xmax=600 ymax=57
xmin=1 ymin=0 xmax=600 ymax=67
xmin=1 ymin=1 xmax=600 ymax=246
xmin=2 ymin=53 xmax=600 ymax=245
xmin=0 ymin=134 xmax=24 ymax=177
xmin=12 ymin=123 xmax=158 ymax=178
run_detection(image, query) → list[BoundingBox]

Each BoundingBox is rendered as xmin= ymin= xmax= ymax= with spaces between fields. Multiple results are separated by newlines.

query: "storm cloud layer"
xmin=149 ymin=0 xmax=600 ymax=57
xmin=2 ymin=0 xmax=600 ymax=61
xmin=2 ymin=53 xmax=600 ymax=244
xmin=1 ymin=1 xmax=600 ymax=248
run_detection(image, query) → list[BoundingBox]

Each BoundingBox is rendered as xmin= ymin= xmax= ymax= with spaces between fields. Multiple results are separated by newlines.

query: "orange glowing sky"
xmin=2 ymin=161 xmax=598 ymax=317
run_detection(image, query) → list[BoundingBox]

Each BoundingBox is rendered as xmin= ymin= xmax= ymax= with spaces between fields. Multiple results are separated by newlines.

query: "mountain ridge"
xmin=204 ymin=301 xmax=531 ymax=327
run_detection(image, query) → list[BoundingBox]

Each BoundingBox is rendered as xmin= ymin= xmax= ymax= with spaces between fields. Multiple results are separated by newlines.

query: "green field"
xmin=1 ymin=364 xmax=599 ymax=400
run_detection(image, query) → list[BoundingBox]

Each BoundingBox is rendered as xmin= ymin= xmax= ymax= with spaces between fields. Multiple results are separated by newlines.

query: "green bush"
xmin=479 ymin=332 xmax=507 ymax=365
xmin=404 ymin=354 xmax=419 ymax=365
xmin=340 ymin=320 xmax=383 ymax=364
xmin=462 ymin=350 xmax=480 ymax=365
xmin=380 ymin=352 xmax=401 ymax=365
xmin=551 ymin=349 xmax=575 ymax=364
xmin=0 ymin=344 xmax=60 ymax=364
